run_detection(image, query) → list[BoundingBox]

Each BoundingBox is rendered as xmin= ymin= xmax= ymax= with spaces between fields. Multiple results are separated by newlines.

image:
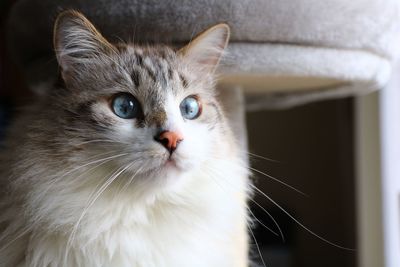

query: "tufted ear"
xmin=53 ymin=10 xmax=116 ymax=71
xmin=179 ymin=24 xmax=230 ymax=73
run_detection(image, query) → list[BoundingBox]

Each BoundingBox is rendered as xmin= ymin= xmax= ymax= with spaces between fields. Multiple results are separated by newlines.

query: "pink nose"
xmin=154 ymin=130 xmax=184 ymax=153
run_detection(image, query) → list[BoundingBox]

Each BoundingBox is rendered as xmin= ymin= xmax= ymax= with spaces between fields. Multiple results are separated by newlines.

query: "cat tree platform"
xmin=7 ymin=0 xmax=400 ymax=108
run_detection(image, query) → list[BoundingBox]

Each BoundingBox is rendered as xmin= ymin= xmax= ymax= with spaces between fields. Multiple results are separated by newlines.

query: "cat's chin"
xmin=163 ymin=155 xmax=199 ymax=173
xmin=122 ymin=152 xmax=198 ymax=182
xmin=157 ymin=158 xmax=187 ymax=176
xmin=147 ymin=157 xmax=195 ymax=179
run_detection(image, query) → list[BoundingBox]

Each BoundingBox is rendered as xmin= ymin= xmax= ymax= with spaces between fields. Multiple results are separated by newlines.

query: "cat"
xmin=0 ymin=10 xmax=250 ymax=267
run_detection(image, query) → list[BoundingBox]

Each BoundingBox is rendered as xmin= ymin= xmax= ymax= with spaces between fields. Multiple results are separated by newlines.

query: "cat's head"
xmin=49 ymin=11 xmax=232 ymax=193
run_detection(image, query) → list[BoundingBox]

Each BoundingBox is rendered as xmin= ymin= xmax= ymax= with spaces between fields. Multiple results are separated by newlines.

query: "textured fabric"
xmin=222 ymin=43 xmax=391 ymax=109
xmin=6 ymin=0 xmax=400 ymax=108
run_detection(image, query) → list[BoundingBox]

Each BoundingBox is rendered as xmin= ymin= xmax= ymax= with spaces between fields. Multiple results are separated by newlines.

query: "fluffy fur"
xmin=0 ymin=11 xmax=250 ymax=267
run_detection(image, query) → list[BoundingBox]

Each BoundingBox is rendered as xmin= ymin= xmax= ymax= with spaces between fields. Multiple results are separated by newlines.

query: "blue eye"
xmin=112 ymin=93 xmax=141 ymax=119
xmin=180 ymin=96 xmax=201 ymax=120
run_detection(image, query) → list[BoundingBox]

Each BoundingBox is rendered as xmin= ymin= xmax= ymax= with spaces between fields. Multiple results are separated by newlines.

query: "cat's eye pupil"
xmin=112 ymin=93 xmax=140 ymax=119
xmin=180 ymin=96 xmax=201 ymax=120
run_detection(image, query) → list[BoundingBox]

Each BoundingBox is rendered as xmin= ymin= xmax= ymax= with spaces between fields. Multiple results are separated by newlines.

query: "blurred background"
xmin=1 ymin=1 xmax=399 ymax=267
xmin=247 ymin=99 xmax=356 ymax=267
xmin=0 ymin=0 xmax=34 ymax=139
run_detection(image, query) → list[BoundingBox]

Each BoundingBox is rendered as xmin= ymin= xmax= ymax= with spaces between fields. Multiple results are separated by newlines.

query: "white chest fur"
xmin=21 ymin=159 xmax=249 ymax=267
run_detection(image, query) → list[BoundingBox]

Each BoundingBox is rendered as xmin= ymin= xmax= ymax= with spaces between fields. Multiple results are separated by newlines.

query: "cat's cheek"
xmin=113 ymin=119 xmax=137 ymax=134
xmin=175 ymin=125 xmax=211 ymax=169
xmin=111 ymin=120 xmax=147 ymax=144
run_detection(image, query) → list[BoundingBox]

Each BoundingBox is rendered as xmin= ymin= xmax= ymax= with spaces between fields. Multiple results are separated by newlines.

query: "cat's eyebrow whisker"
xmin=249 ymin=167 xmax=309 ymax=197
xmin=250 ymin=184 xmax=356 ymax=251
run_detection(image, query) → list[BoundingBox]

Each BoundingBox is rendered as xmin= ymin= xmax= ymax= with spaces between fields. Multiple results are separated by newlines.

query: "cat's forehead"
xmin=67 ymin=43 xmax=204 ymax=116
xmin=116 ymin=44 xmax=190 ymax=96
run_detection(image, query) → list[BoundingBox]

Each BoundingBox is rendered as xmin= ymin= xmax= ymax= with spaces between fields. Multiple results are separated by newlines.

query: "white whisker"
xmin=74 ymin=139 xmax=130 ymax=146
xmin=38 ymin=151 xmax=130 ymax=200
xmin=202 ymin=162 xmax=284 ymax=242
xmin=248 ymin=224 xmax=267 ymax=267
xmin=245 ymin=151 xmax=280 ymax=163
xmin=118 ymin=165 xmax=144 ymax=195
xmin=247 ymin=208 xmax=279 ymax=237
xmin=64 ymin=162 xmax=133 ymax=266
xmin=0 ymin=227 xmax=30 ymax=252
xmin=249 ymin=198 xmax=285 ymax=242
xmin=250 ymin=184 xmax=355 ymax=251
xmin=249 ymin=167 xmax=308 ymax=197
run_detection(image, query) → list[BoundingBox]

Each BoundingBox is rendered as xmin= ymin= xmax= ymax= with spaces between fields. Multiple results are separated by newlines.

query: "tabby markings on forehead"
xmin=167 ymin=68 xmax=174 ymax=80
xmin=130 ymin=71 xmax=140 ymax=87
xmin=135 ymin=53 xmax=143 ymax=66
xmin=154 ymin=58 xmax=169 ymax=89
xmin=157 ymin=48 xmax=173 ymax=60
xmin=142 ymin=58 xmax=157 ymax=82
xmin=179 ymin=73 xmax=189 ymax=88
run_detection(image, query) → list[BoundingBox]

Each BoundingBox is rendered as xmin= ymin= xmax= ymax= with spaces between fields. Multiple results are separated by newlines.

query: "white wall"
xmin=355 ymin=91 xmax=384 ymax=267
xmin=380 ymin=62 xmax=400 ymax=267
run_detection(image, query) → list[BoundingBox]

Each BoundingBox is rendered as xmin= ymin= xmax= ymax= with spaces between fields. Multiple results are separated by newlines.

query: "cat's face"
xmin=51 ymin=11 xmax=230 ymax=191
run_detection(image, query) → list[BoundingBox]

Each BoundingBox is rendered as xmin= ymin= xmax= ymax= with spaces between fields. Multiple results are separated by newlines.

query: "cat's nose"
xmin=154 ymin=130 xmax=184 ymax=153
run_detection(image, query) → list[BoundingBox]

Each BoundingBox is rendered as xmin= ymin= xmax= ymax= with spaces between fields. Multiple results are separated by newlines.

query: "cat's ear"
xmin=53 ymin=10 xmax=116 ymax=71
xmin=179 ymin=24 xmax=230 ymax=73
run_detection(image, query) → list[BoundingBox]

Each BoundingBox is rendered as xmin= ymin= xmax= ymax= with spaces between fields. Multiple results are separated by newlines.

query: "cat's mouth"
xmin=138 ymin=152 xmax=190 ymax=175
xmin=162 ymin=157 xmax=180 ymax=171
xmin=165 ymin=157 xmax=178 ymax=167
